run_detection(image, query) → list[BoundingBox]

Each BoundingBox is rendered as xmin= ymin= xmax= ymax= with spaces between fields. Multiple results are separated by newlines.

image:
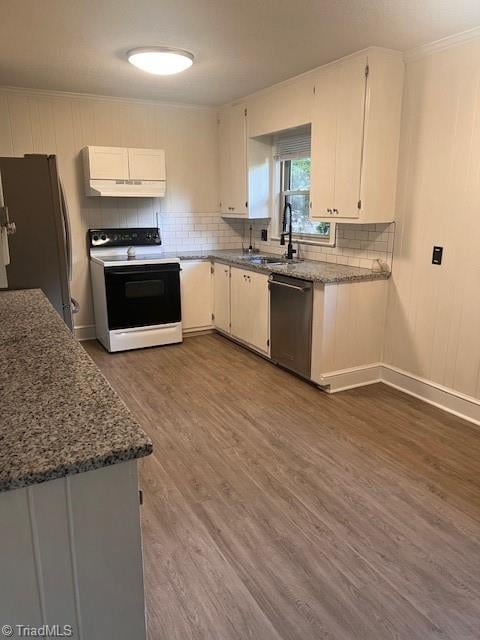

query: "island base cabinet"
xmin=311 ymin=279 xmax=388 ymax=391
xmin=213 ymin=262 xmax=231 ymax=333
xmin=230 ymin=267 xmax=269 ymax=354
xmin=0 ymin=461 xmax=147 ymax=640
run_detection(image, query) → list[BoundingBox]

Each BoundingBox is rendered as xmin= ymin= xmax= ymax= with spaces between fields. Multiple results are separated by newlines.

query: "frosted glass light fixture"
xmin=127 ymin=47 xmax=194 ymax=75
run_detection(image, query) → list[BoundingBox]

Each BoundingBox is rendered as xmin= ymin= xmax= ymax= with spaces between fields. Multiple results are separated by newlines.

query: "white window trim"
xmin=271 ymin=158 xmax=337 ymax=247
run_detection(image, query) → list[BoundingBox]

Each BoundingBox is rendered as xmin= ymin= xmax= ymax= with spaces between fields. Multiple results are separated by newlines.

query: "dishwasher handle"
xmin=268 ymin=279 xmax=308 ymax=293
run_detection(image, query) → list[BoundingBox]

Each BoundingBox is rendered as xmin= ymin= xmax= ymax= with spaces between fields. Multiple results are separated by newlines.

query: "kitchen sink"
xmin=241 ymin=255 xmax=303 ymax=266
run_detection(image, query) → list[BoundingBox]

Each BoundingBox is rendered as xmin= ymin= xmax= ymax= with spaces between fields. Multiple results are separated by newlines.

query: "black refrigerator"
xmin=0 ymin=154 xmax=78 ymax=330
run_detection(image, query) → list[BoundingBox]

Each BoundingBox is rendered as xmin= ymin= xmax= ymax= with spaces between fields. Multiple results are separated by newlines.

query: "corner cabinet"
xmin=310 ymin=48 xmax=404 ymax=223
xmin=230 ymin=267 xmax=269 ymax=355
xmin=218 ymin=103 xmax=248 ymax=216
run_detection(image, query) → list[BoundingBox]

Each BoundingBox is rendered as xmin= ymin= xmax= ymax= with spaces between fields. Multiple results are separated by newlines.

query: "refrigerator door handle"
xmin=70 ymin=297 xmax=80 ymax=314
xmin=59 ymin=179 xmax=72 ymax=282
xmin=59 ymin=179 xmax=80 ymax=316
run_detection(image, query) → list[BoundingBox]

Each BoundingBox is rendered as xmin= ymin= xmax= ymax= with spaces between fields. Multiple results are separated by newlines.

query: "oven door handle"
xmin=107 ymin=268 xmax=178 ymax=277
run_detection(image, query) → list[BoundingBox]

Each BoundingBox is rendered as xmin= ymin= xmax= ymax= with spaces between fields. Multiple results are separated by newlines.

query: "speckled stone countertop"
xmin=0 ymin=289 xmax=152 ymax=493
xmin=163 ymin=250 xmax=390 ymax=284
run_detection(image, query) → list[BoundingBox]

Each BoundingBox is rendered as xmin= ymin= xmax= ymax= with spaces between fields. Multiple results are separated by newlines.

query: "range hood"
xmin=86 ymin=179 xmax=166 ymax=198
xmin=83 ymin=146 xmax=166 ymax=198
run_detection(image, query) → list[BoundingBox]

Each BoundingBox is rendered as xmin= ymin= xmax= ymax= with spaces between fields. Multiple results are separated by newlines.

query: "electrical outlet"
xmin=261 ymin=229 xmax=268 ymax=241
xmin=432 ymin=246 xmax=443 ymax=265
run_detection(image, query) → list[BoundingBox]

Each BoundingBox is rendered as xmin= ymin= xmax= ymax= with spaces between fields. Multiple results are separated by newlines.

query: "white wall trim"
xmin=74 ymin=324 xmax=96 ymax=341
xmin=381 ymin=365 xmax=480 ymax=427
xmin=0 ymin=84 xmax=214 ymax=112
xmin=314 ymin=360 xmax=480 ymax=426
xmin=316 ymin=363 xmax=383 ymax=393
xmin=404 ymin=25 xmax=480 ymax=62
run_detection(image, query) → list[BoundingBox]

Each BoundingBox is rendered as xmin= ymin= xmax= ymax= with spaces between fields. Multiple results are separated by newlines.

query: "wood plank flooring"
xmin=84 ymin=334 xmax=480 ymax=640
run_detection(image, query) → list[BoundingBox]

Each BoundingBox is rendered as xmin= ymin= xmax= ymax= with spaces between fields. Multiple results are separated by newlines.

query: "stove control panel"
xmin=88 ymin=227 xmax=161 ymax=247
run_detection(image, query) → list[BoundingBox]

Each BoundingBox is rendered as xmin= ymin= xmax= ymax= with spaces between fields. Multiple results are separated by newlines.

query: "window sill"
xmin=271 ymin=226 xmax=337 ymax=248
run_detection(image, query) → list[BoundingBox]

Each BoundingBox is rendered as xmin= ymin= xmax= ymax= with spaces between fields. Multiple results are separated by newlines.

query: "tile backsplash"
xmin=247 ymin=219 xmax=395 ymax=271
xmin=87 ymin=205 xmax=395 ymax=270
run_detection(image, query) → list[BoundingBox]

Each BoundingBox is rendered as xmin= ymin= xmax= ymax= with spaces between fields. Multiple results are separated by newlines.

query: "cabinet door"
xmin=213 ymin=263 xmax=230 ymax=333
xmin=128 ymin=148 xmax=165 ymax=181
xmin=230 ymin=267 xmax=249 ymax=342
xmin=180 ymin=261 xmax=213 ymax=332
xmin=229 ymin=103 xmax=248 ymax=215
xmin=218 ymin=104 xmax=247 ymax=216
xmin=333 ymin=54 xmax=367 ymax=218
xmin=218 ymin=108 xmax=232 ymax=215
xmin=245 ymin=270 xmax=269 ymax=353
xmin=310 ymin=64 xmax=338 ymax=219
xmin=87 ymin=146 xmax=129 ymax=180
xmin=230 ymin=267 xmax=269 ymax=353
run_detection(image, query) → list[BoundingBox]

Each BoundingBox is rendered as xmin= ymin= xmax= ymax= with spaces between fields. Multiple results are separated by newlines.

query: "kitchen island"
xmin=0 ymin=289 xmax=152 ymax=639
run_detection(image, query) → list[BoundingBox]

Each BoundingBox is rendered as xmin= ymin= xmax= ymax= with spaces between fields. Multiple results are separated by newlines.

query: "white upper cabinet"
xmin=310 ymin=48 xmax=404 ymax=223
xmin=218 ymin=103 xmax=248 ymax=216
xmin=86 ymin=146 xmax=129 ymax=180
xmin=127 ymin=148 xmax=166 ymax=181
xmin=83 ymin=146 xmax=166 ymax=197
xmin=247 ymin=74 xmax=314 ymax=139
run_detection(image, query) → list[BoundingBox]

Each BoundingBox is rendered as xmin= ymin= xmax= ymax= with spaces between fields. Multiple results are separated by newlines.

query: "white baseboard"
xmin=74 ymin=324 xmax=96 ymax=341
xmin=183 ymin=326 xmax=214 ymax=337
xmin=381 ymin=365 xmax=480 ymax=427
xmin=315 ymin=362 xmax=480 ymax=426
xmin=315 ymin=363 xmax=383 ymax=393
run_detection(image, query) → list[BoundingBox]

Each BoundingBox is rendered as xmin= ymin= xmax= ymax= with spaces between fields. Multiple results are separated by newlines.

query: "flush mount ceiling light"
xmin=127 ymin=47 xmax=194 ymax=75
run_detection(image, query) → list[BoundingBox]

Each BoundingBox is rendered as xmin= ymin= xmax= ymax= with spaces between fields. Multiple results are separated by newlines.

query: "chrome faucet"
xmin=280 ymin=201 xmax=296 ymax=260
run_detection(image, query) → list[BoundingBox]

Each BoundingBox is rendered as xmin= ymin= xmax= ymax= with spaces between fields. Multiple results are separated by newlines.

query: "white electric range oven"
xmin=89 ymin=228 xmax=182 ymax=352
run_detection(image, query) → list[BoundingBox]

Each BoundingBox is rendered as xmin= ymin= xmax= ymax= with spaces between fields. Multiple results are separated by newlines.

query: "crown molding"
xmin=404 ymin=25 xmax=480 ymax=62
xmin=0 ymin=84 xmax=214 ymax=112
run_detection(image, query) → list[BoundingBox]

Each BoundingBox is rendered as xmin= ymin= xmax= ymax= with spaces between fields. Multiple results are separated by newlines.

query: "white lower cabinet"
xmin=311 ymin=279 xmax=388 ymax=391
xmin=213 ymin=262 xmax=231 ymax=333
xmin=180 ymin=260 xmax=213 ymax=333
xmin=230 ymin=266 xmax=269 ymax=354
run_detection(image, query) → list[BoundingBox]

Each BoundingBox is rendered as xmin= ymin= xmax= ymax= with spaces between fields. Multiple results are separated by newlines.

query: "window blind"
xmin=273 ymin=125 xmax=311 ymax=160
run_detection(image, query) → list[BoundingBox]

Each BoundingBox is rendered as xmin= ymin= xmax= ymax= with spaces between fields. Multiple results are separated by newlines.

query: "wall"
xmin=0 ymin=88 xmax=243 ymax=333
xmin=384 ymin=37 xmax=480 ymax=402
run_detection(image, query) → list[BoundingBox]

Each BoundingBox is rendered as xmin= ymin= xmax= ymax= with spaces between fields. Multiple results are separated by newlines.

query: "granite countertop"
xmin=169 ymin=250 xmax=390 ymax=284
xmin=0 ymin=289 xmax=152 ymax=493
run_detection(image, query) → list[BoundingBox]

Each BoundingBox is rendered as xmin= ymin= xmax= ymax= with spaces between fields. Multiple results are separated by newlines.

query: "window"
xmin=279 ymin=157 xmax=330 ymax=241
xmin=272 ymin=125 xmax=331 ymax=244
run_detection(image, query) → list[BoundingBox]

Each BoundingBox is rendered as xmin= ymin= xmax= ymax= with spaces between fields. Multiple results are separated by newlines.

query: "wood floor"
xmin=85 ymin=334 xmax=480 ymax=640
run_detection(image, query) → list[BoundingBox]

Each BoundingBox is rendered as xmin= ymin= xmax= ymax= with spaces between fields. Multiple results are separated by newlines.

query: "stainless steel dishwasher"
xmin=269 ymin=274 xmax=313 ymax=379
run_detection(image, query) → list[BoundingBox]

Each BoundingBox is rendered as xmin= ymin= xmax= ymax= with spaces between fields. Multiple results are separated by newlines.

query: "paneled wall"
xmin=0 ymin=88 xmax=243 ymax=331
xmin=384 ymin=38 xmax=480 ymax=400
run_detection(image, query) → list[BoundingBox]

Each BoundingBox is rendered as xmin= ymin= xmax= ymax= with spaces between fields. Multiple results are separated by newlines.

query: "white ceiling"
xmin=1 ymin=0 xmax=480 ymax=106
